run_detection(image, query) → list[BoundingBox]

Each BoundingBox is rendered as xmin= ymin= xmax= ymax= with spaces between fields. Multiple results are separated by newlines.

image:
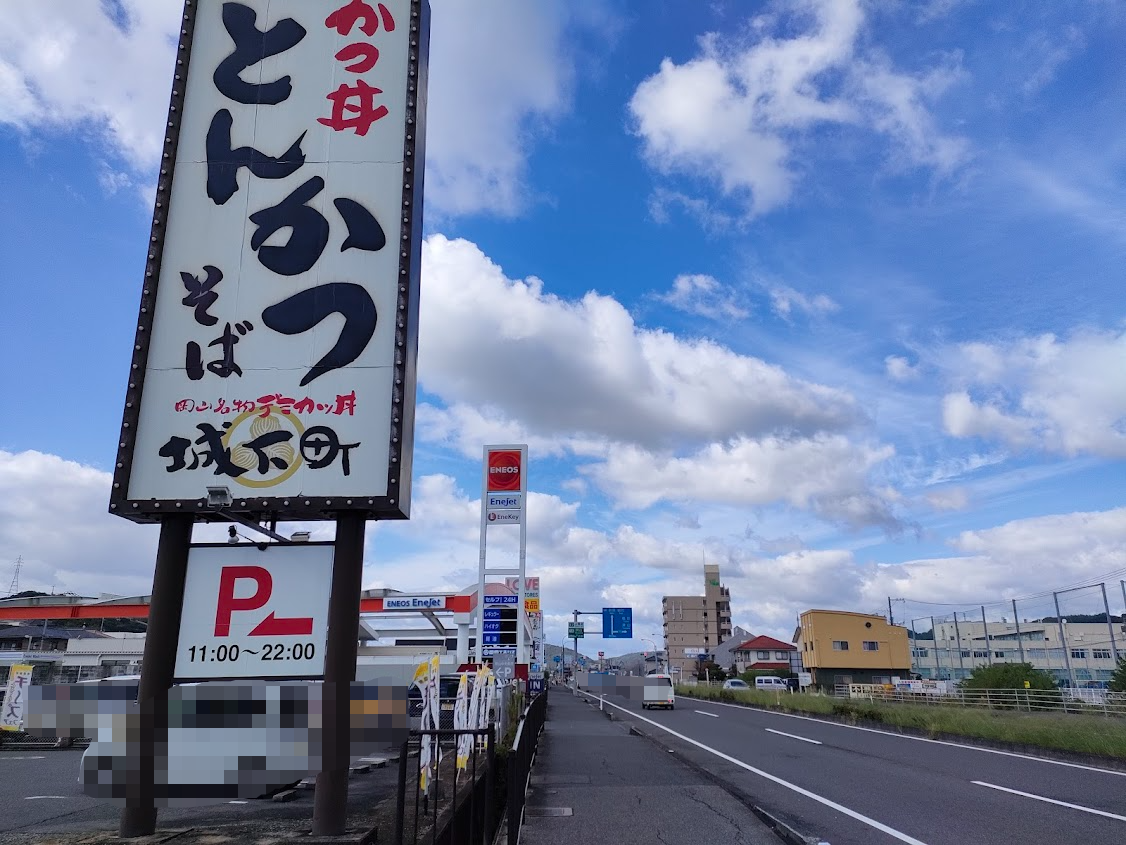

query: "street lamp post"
xmin=640 ymin=636 xmax=663 ymax=675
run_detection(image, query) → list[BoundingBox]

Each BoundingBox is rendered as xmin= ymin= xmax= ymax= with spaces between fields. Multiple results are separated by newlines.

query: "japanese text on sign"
xmin=112 ymin=0 xmax=427 ymax=517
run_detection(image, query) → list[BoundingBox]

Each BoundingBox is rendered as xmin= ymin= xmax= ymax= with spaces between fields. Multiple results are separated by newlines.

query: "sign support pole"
xmin=119 ymin=514 xmax=193 ymax=838
xmin=312 ymin=514 xmax=367 ymax=837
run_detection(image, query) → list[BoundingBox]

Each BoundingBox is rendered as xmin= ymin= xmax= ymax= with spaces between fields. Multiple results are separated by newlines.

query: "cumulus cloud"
xmin=583 ymin=435 xmax=902 ymax=531
xmin=0 ymin=0 xmax=587 ymax=216
xmin=418 ymin=235 xmax=862 ymax=451
xmin=940 ymin=329 xmax=1126 ymax=457
xmin=657 ymin=274 xmax=750 ymax=320
xmin=6 ymin=449 xmax=1126 ymax=649
xmin=627 ymin=0 xmax=968 ymax=217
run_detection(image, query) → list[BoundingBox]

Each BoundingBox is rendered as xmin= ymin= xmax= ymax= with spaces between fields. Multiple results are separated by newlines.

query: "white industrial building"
xmin=911 ymin=618 xmax=1125 ymax=685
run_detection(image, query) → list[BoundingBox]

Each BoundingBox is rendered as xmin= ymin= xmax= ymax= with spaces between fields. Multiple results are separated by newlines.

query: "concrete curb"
xmin=272 ymin=789 xmax=300 ymax=803
xmin=675 ymin=692 xmax=1126 ymax=772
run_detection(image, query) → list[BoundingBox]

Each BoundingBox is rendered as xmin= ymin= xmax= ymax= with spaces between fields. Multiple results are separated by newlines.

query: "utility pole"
xmin=888 ymin=597 xmax=894 ymax=626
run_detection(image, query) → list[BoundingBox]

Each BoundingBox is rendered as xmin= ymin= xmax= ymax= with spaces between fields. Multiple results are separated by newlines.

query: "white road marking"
xmin=25 ymin=796 xmax=67 ymax=800
xmin=766 ymin=728 xmax=822 ymax=745
xmin=971 ymin=781 xmax=1126 ymax=822
xmin=228 ymin=800 xmax=249 ymax=804
xmin=682 ymin=695 xmax=1126 ymax=778
xmin=2 ymin=756 xmax=45 ymax=760
xmin=578 ymin=690 xmax=929 ymax=845
xmin=695 ymin=710 xmax=719 ymax=718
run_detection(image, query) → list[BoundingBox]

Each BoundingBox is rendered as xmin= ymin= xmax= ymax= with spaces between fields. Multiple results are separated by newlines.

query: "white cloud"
xmin=583 ymin=435 xmax=902 ymax=531
xmin=924 ymin=487 xmax=969 ymax=511
xmin=657 ymin=273 xmax=749 ymax=320
xmin=885 ymin=355 xmax=920 ymax=381
xmin=940 ymin=329 xmax=1126 ymax=458
xmin=424 ymin=0 xmax=596 ymax=217
xmin=0 ymin=0 xmax=587 ymax=216
xmin=418 ymin=235 xmax=862 ymax=451
xmin=8 ymin=449 xmax=1126 ymax=651
xmin=1020 ymin=26 xmax=1085 ymax=97
xmin=871 ymin=507 xmax=1126 ymax=612
xmin=627 ymin=0 xmax=968 ymax=218
xmin=0 ymin=450 xmax=159 ymax=598
xmin=770 ymin=285 xmax=840 ymax=320
xmin=0 ymin=1 xmax=181 ymax=168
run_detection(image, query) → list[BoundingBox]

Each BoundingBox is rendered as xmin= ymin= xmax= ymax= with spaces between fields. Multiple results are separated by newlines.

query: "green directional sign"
xmin=568 ymin=622 xmax=585 ymax=639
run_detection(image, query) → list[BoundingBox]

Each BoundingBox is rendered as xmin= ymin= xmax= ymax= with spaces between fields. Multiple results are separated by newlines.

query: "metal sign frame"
xmin=108 ymin=0 xmax=430 ymax=524
xmin=476 ymin=445 xmax=529 ymax=663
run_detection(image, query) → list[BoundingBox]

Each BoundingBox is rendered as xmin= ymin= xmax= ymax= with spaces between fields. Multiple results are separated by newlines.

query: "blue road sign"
xmin=553 ymin=655 xmax=561 ymax=662
xmin=602 ymin=607 xmax=633 ymax=639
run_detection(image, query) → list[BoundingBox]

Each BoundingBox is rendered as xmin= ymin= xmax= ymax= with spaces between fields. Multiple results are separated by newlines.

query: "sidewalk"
xmin=520 ymin=691 xmax=780 ymax=845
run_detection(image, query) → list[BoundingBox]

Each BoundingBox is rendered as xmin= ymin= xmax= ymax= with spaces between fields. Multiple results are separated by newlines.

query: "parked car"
xmin=754 ymin=676 xmax=789 ymax=691
xmin=722 ymin=679 xmax=750 ymax=691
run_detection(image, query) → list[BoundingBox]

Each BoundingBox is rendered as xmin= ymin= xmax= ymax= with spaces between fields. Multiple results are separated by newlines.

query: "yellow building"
xmin=794 ymin=610 xmax=911 ymax=689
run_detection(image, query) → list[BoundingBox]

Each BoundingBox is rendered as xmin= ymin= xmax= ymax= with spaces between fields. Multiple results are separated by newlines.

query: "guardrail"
xmin=845 ymin=685 xmax=1126 ymax=717
xmin=506 ymin=688 xmax=548 ymax=845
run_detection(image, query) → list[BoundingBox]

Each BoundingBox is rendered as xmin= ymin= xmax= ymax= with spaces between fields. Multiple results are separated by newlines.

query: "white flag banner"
xmin=455 ymin=672 xmax=470 ymax=770
xmin=412 ymin=657 xmax=432 ymax=793
xmin=427 ymin=655 xmax=443 ymax=769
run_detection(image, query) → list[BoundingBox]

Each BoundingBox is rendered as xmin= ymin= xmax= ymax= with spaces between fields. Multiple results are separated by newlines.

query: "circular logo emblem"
xmin=487 ymin=450 xmax=521 ymax=492
xmin=488 ymin=512 xmax=498 ymax=522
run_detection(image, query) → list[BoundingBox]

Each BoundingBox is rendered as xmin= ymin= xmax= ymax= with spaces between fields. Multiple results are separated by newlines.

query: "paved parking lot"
xmin=0 ymin=748 xmax=401 ymax=844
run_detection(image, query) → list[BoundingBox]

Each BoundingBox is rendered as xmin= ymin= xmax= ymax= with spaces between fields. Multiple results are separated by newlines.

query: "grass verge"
xmin=677 ymin=684 xmax=1126 ymax=761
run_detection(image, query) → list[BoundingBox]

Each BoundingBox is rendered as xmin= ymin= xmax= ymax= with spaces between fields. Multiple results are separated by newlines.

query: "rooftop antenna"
xmin=6 ymin=556 xmax=21 ymax=598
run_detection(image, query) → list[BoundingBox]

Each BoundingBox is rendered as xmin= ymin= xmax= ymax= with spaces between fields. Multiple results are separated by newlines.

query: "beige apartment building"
xmin=662 ymin=564 xmax=733 ymax=678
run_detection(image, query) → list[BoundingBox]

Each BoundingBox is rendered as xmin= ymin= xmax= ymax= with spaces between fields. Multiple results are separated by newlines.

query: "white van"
xmin=755 ymin=676 xmax=788 ymax=691
xmin=642 ymin=674 xmax=675 ymax=710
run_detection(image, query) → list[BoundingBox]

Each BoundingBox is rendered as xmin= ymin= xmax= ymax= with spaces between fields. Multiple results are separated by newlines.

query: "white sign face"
xmin=384 ymin=596 xmax=446 ymax=610
xmin=487 ymin=493 xmax=522 ymax=510
xmin=491 ymin=652 xmax=516 ymax=681
xmin=486 ymin=510 xmax=521 ymax=524
xmin=504 ymin=576 xmax=538 ymax=595
xmin=799 ymin=672 xmax=813 ymax=686
xmin=112 ymin=0 xmax=428 ymax=522
xmin=684 ymin=648 xmax=706 ymax=658
xmin=175 ymin=544 xmax=333 ymax=680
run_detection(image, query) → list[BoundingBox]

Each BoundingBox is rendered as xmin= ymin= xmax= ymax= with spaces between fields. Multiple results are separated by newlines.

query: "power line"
xmin=897 ymin=566 xmax=1126 ymax=610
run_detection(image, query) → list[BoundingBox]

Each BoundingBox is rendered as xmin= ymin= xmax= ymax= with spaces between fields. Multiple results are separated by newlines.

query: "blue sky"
xmin=2 ymin=0 xmax=1126 ymax=655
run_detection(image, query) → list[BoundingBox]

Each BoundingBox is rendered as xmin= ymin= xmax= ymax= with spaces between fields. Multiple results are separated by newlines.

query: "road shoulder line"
xmin=577 ymin=689 xmax=928 ymax=845
xmin=676 ymin=692 xmax=1126 ymax=776
xmin=971 ymin=781 xmax=1126 ymax=822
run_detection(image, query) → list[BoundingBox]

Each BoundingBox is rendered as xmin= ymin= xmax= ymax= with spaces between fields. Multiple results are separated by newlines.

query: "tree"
xmin=1109 ymin=658 xmax=1126 ymax=693
xmin=962 ymin=662 xmax=1057 ymax=691
xmin=696 ymin=661 xmax=727 ymax=681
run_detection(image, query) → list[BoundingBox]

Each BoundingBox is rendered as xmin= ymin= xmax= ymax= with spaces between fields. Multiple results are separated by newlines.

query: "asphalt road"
xmin=0 ymin=747 xmax=399 ymax=843
xmin=578 ymin=688 xmax=1126 ymax=845
xmin=521 ymin=691 xmax=780 ymax=845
